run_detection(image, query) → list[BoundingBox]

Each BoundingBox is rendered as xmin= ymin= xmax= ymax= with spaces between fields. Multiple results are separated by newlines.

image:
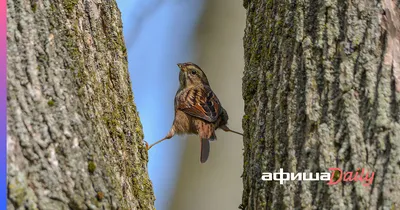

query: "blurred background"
xmin=115 ymin=0 xmax=245 ymax=209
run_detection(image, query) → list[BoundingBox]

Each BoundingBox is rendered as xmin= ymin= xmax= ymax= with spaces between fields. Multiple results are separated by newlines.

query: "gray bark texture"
xmin=7 ymin=0 xmax=155 ymax=209
xmin=241 ymin=0 xmax=400 ymax=209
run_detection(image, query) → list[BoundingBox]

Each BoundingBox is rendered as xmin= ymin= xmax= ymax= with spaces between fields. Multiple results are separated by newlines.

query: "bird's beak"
xmin=177 ymin=63 xmax=185 ymax=71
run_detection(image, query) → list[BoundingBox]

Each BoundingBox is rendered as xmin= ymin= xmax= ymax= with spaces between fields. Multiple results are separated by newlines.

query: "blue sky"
xmin=115 ymin=1 xmax=204 ymax=209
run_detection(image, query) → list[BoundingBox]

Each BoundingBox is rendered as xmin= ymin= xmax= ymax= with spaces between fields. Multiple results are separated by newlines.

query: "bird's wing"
xmin=175 ymin=86 xmax=222 ymax=123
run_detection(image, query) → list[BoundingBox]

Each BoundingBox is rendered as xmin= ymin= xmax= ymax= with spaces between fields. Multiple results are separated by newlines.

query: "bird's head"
xmin=177 ymin=62 xmax=209 ymax=88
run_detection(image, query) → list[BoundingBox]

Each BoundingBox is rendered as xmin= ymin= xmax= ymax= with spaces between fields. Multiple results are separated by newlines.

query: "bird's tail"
xmin=200 ymin=138 xmax=210 ymax=163
xmin=198 ymin=123 xmax=215 ymax=163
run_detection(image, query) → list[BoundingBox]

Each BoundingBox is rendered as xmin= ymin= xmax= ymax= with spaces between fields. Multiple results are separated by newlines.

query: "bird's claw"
xmin=144 ymin=141 xmax=150 ymax=150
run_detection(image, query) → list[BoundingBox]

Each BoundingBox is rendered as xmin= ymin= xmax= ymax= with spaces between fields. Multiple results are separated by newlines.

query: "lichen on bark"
xmin=7 ymin=0 xmax=155 ymax=209
xmin=241 ymin=0 xmax=400 ymax=209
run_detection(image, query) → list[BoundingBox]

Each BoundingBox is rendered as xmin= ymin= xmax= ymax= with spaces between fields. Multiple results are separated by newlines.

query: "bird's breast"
xmin=173 ymin=110 xmax=197 ymax=135
xmin=173 ymin=110 xmax=220 ymax=136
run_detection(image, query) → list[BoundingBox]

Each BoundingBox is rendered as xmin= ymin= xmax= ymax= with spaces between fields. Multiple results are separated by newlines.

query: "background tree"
xmin=169 ymin=1 xmax=245 ymax=209
xmin=7 ymin=0 xmax=154 ymax=209
xmin=241 ymin=0 xmax=400 ymax=209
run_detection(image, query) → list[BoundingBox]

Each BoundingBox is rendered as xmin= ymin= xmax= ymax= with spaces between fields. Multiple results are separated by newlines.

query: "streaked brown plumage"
xmin=146 ymin=62 xmax=242 ymax=163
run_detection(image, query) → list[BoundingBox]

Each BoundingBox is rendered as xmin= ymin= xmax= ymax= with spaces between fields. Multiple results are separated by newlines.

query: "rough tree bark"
xmin=241 ymin=0 xmax=400 ymax=209
xmin=7 ymin=0 xmax=154 ymax=209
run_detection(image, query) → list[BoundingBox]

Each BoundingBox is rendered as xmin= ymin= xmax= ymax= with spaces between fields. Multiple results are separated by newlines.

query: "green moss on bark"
xmin=241 ymin=0 xmax=400 ymax=209
xmin=7 ymin=0 xmax=155 ymax=209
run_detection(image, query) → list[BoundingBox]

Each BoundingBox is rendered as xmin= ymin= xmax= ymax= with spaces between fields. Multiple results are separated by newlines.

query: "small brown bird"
xmin=146 ymin=62 xmax=243 ymax=163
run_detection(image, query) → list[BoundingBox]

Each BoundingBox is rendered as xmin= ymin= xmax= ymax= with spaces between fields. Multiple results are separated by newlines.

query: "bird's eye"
xmin=191 ymin=70 xmax=196 ymax=75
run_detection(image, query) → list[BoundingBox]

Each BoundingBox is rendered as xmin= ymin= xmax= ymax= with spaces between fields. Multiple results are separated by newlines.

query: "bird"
xmin=146 ymin=62 xmax=243 ymax=163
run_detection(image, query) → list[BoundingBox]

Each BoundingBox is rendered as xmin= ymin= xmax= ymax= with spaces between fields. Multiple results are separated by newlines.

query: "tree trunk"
xmin=241 ymin=0 xmax=400 ymax=209
xmin=7 ymin=0 xmax=154 ymax=209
